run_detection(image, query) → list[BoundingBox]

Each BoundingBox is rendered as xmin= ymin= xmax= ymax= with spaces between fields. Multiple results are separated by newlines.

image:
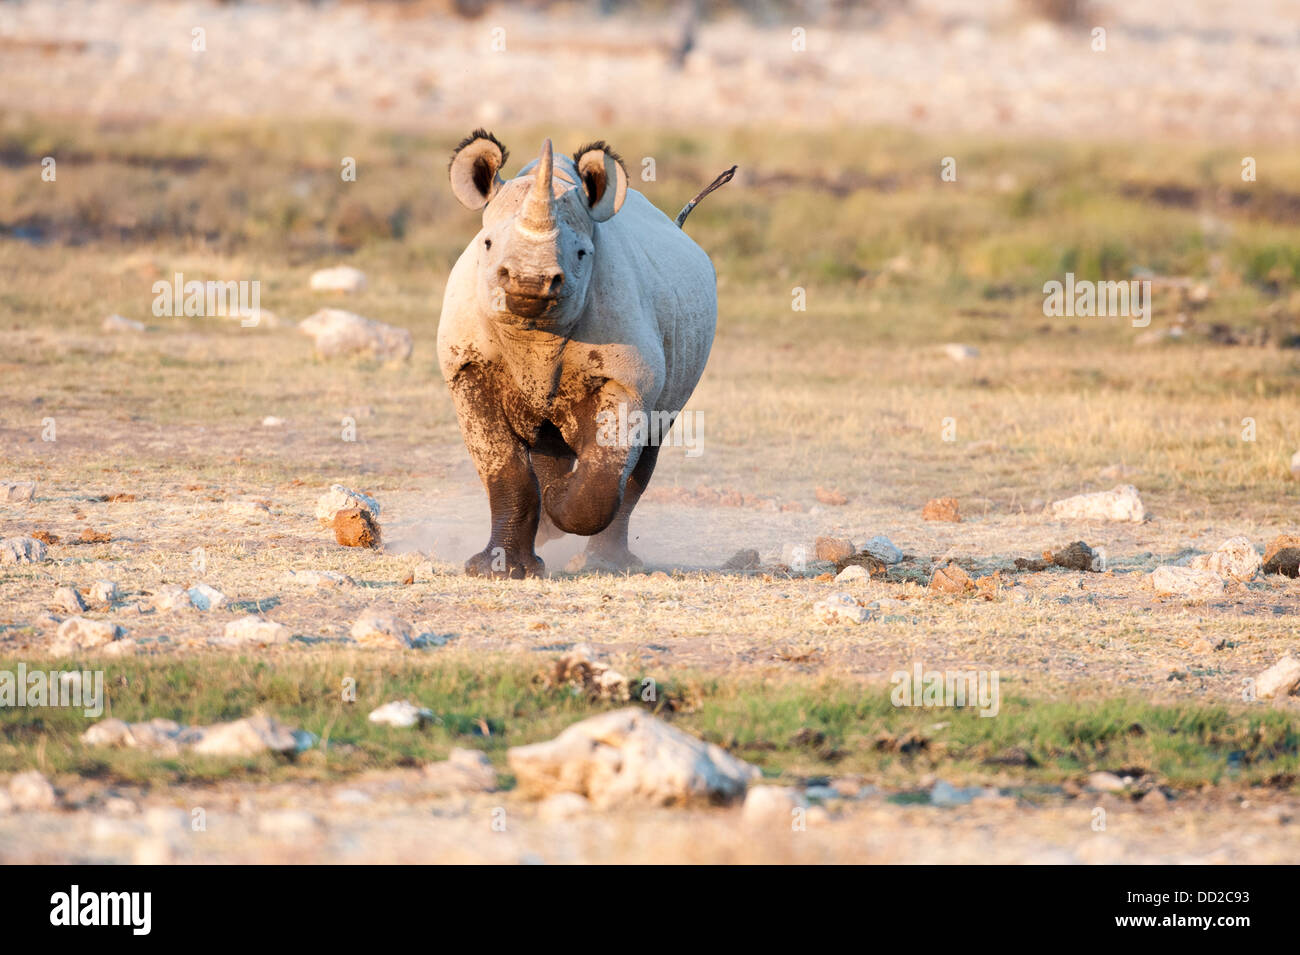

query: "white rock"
xmin=1188 ymin=536 xmax=1261 ymax=582
xmin=187 ymin=583 xmax=227 ymax=611
xmin=741 ymin=785 xmax=808 ymax=827
xmin=812 ymin=592 xmax=870 ymax=624
xmin=1149 ymin=565 xmax=1226 ymax=600
xmin=279 ymin=569 xmax=355 ymax=589
xmin=942 ymin=343 xmax=979 ymax=361
xmin=779 ymin=541 xmax=810 ymax=569
xmin=9 ymin=771 xmax=56 ymax=810
xmin=189 ymin=715 xmax=302 ymax=757
xmin=261 ymin=415 xmax=285 ymax=427
xmin=102 ymin=313 xmax=145 ymax=333
xmin=81 ymin=718 xmax=190 ymax=753
xmin=1256 ymin=656 xmax=1300 ymax=700
xmin=309 ymin=265 xmax=368 ymax=294
xmin=1046 ymin=484 xmax=1146 ymax=523
xmin=834 ymin=564 xmax=868 ymax=583
xmin=1087 ymin=771 xmax=1128 ymax=792
xmin=299 ymin=308 xmax=412 ymax=362
xmin=224 ymin=615 xmax=290 ymax=645
xmin=85 ymin=579 xmax=119 ymax=608
xmin=149 ymin=584 xmax=192 ymax=611
xmin=507 ymin=708 xmax=760 ymax=808
xmin=350 ymin=609 xmax=412 ymax=649
xmin=314 ymin=484 xmax=381 ymax=526
xmin=860 ymin=534 xmax=904 ymax=564
xmin=0 ymin=537 xmax=47 ymax=564
xmin=56 ymin=616 xmax=121 ymax=648
xmin=51 ymin=586 xmax=86 ymax=614
xmin=368 ymin=700 xmax=434 ymax=728
xmin=0 ymin=481 xmax=36 ymax=503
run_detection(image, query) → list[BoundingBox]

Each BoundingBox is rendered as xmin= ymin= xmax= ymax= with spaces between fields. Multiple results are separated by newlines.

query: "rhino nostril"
xmin=546 ymin=272 xmax=564 ymax=295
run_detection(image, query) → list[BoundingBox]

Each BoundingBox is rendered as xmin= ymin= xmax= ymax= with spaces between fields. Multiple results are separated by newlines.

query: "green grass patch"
xmin=2 ymin=654 xmax=1296 ymax=792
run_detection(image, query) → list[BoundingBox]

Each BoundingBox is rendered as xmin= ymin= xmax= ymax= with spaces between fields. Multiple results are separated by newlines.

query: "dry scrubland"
xmin=2 ymin=0 xmax=1300 ymax=862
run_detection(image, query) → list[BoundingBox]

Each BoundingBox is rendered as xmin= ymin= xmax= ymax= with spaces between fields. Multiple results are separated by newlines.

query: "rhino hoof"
xmin=573 ymin=547 xmax=644 ymax=574
xmin=465 ymin=548 xmax=546 ymax=580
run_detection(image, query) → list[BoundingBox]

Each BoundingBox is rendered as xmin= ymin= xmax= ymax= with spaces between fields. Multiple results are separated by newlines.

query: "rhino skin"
xmin=438 ymin=131 xmax=722 ymax=578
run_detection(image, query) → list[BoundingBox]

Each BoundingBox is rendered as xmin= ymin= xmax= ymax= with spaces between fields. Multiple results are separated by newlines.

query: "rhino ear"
xmin=574 ymin=142 xmax=628 ymax=222
xmin=449 ymin=130 xmax=509 ymax=210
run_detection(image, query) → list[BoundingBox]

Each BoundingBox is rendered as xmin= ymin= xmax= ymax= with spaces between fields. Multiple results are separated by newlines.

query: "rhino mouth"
xmin=504 ymin=293 xmax=559 ymax=319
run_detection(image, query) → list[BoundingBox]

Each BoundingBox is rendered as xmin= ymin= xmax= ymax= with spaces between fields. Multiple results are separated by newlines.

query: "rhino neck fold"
xmin=492 ymin=322 xmax=570 ymax=402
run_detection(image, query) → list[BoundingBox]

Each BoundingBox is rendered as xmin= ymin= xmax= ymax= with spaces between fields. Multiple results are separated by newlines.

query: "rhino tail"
xmin=674 ymin=164 xmax=737 ymax=229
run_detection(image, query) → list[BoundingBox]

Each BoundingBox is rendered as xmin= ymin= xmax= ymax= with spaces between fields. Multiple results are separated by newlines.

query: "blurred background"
xmin=2 ymin=0 xmax=1296 ymax=138
xmin=2 ymin=0 xmax=1299 ymax=514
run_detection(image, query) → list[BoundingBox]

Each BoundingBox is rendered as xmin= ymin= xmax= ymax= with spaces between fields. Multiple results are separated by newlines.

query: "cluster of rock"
xmin=81 ymin=714 xmax=314 ymax=758
xmin=0 ymin=536 xmax=47 ymax=564
xmin=537 ymin=645 xmax=630 ymax=701
xmin=1147 ymin=535 xmax=1293 ymax=599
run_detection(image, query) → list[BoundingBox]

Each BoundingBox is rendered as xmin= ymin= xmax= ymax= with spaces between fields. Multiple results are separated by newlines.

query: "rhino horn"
xmin=519 ymin=139 xmax=557 ymax=234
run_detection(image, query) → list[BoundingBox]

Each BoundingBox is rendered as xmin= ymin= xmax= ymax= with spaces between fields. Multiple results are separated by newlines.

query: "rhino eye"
xmin=577 ymin=249 xmax=587 ymax=259
xmin=484 ymin=238 xmax=492 ymax=250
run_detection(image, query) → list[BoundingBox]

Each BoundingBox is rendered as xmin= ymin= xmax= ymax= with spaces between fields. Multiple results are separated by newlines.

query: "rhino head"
xmin=448 ymin=131 xmax=628 ymax=330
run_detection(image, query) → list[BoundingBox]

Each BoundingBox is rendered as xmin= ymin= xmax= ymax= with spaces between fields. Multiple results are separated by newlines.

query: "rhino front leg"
xmin=449 ymin=366 xmax=545 ymax=579
xmin=543 ymin=386 xmax=643 ymax=538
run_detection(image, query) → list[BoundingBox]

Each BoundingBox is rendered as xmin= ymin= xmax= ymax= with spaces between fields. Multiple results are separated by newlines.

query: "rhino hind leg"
xmin=529 ymin=426 xmax=576 ymax=548
xmin=583 ymin=444 xmax=660 ymax=572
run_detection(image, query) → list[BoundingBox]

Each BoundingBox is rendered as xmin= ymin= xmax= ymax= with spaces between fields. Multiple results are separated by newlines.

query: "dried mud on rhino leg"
xmin=449 ymin=366 xmax=545 ymax=579
xmin=585 ymin=443 xmax=660 ymax=570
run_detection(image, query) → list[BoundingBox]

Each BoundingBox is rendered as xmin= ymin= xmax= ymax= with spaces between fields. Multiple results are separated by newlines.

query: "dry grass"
xmin=2 ymin=118 xmax=1300 ymax=861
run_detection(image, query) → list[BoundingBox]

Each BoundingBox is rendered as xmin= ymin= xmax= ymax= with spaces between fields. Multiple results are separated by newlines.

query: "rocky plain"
xmin=2 ymin=0 xmax=1300 ymax=863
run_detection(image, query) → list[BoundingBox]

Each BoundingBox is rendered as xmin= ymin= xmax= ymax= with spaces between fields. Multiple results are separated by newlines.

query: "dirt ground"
xmin=6 ymin=776 xmax=1300 ymax=864
xmin=3 ymin=0 xmax=1300 ymax=864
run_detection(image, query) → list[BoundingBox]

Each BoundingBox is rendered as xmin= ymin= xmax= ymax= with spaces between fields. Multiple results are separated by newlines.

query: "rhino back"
xmin=579 ymin=189 xmax=717 ymax=412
